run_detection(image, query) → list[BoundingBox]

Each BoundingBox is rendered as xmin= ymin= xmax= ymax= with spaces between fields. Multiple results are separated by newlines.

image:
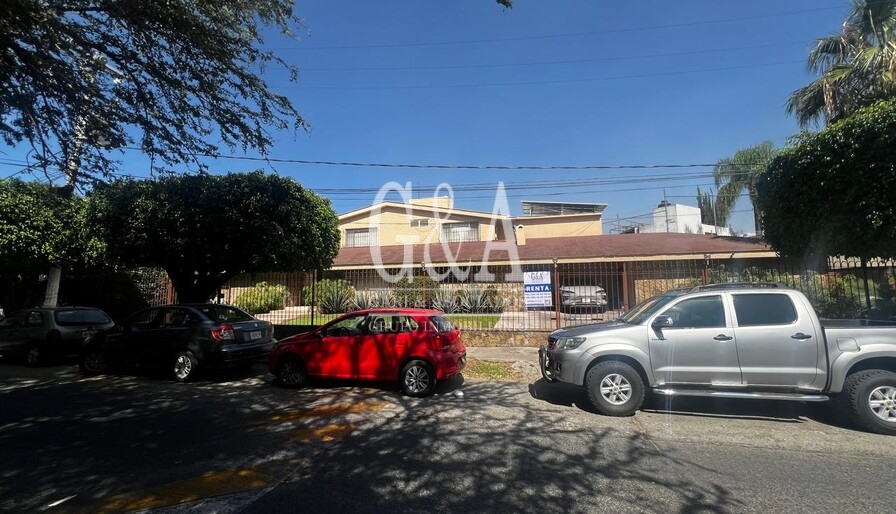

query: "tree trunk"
xmin=42 ymin=266 xmax=62 ymax=307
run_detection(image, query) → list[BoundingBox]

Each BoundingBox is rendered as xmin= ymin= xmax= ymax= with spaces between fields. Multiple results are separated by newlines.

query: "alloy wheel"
xmin=599 ymin=373 xmax=632 ymax=405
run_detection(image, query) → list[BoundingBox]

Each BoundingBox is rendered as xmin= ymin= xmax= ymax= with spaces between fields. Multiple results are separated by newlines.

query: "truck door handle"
xmin=713 ymin=334 xmax=733 ymax=341
xmin=791 ymin=333 xmax=812 ymax=340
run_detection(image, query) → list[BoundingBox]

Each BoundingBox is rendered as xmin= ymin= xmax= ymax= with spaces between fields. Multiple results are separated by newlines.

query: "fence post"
xmin=311 ymin=269 xmax=317 ymax=326
xmin=553 ymin=257 xmax=561 ymax=330
xmin=703 ymin=254 xmax=711 ymax=285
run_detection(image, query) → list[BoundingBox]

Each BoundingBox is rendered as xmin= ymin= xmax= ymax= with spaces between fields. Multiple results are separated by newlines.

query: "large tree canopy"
xmin=1 ymin=0 xmax=305 ymax=183
xmin=757 ymin=99 xmax=896 ymax=260
xmin=786 ymin=0 xmax=896 ymax=128
xmin=87 ymin=171 xmax=341 ymax=302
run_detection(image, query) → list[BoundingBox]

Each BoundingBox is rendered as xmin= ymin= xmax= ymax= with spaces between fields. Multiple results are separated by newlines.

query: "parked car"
xmin=0 ymin=306 xmax=115 ymax=365
xmin=270 ymin=308 xmax=467 ymax=397
xmin=539 ymin=282 xmax=896 ymax=435
xmin=79 ymin=304 xmax=276 ymax=382
xmin=560 ymin=285 xmax=609 ymax=314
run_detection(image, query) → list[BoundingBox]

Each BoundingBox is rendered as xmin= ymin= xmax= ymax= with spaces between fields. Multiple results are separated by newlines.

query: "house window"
xmin=441 ymin=222 xmax=479 ymax=243
xmin=345 ymin=227 xmax=378 ymax=247
xmin=410 ymin=219 xmax=429 ymax=228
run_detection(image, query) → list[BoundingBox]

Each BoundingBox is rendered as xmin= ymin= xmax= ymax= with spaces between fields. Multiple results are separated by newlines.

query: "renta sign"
xmin=523 ymin=271 xmax=552 ymax=307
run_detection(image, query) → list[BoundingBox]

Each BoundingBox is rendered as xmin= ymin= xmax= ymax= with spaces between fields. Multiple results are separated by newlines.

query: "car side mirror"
xmin=652 ymin=315 xmax=674 ymax=328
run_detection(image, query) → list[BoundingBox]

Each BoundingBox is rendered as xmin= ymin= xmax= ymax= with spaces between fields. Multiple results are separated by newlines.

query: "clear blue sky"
xmin=6 ymin=0 xmax=851 ymax=234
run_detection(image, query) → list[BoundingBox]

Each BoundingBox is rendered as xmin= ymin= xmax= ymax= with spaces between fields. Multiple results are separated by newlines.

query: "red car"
xmin=269 ymin=308 xmax=466 ymax=397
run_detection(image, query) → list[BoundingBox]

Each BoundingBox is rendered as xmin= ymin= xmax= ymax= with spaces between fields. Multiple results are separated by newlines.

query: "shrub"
xmin=393 ymin=275 xmax=440 ymax=308
xmin=233 ymin=282 xmax=289 ymax=315
xmin=484 ymin=285 xmax=505 ymax=313
xmin=302 ymin=279 xmax=355 ymax=312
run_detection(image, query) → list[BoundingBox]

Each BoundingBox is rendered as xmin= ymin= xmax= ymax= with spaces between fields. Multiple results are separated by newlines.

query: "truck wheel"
xmin=843 ymin=369 xmax=896 ymax=435
xmin=585 ymin=361 xmax=645 ymax=416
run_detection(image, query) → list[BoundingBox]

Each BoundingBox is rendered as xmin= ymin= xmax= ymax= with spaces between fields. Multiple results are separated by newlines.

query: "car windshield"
xmin=619 ymin=294 xmax=680 ymax=325
xmin=54 ymin=309 xmax=111 ymax=326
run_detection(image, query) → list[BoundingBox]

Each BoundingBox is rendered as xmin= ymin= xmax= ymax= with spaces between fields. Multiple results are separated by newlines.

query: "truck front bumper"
xmin=539 ymin=345 xmax=584 ymax=384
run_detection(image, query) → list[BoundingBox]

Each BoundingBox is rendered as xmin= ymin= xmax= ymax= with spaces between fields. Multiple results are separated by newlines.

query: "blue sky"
xmin=5 ymin=0 xmax=851 ymax=234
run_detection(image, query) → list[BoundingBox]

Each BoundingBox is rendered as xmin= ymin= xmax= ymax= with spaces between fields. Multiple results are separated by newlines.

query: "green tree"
xmin=695 ymin=187 xmax=716 ymax=225
xmin=756 ymin=99 xmax=896 ymax=260
xmin=0 ymin=179 xmax=101 ymax=309
xmin=786 ymin=0 xmax=896 ymax=128
xmin=87 ymin=171 xmax=341 ymax=302
xmin=1 ymin=1 xmax=512 ymax=184
xmin=0 ymin=0 xmax=305 ymax=183
xmin=712 ymin=141 xmax=779 ymax=234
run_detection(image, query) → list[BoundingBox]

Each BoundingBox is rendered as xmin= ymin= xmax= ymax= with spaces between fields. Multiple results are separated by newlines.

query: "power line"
xmin=289 ymin=5 xmax=843 ymax=51
xmin=292 ymin=59 xmax=803 ymax=90
xmin=300 ymin=40 xmax=807 ymax=72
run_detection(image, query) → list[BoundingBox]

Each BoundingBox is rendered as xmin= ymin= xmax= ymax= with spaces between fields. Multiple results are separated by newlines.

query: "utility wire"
xmin=292 ymin=60 xmax=803 ymax=90
xmin=289 ymin=5 xmax=844 ymax=50
xmin=300 ymin=41 xmax=808 ymax=72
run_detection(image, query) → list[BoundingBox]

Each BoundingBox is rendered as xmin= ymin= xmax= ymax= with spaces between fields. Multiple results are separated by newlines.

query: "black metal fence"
xmin=205 ymin=256 xmax=896 ymax=332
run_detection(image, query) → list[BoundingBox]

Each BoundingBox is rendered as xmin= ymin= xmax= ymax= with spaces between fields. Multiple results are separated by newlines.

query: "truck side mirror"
xmin=652 ymin=315 xmax=674 ymax=328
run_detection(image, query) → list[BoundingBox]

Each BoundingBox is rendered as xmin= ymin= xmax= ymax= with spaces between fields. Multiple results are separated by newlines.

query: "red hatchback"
xmin=269 ymin=308 xmax=466 ymax=397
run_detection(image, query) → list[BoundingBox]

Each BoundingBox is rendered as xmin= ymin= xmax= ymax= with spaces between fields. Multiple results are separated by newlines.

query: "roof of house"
xmin=331 ymin=232 xmax=776 ymax=268
xmin=339 ymin=201 xmax=505 ymax=223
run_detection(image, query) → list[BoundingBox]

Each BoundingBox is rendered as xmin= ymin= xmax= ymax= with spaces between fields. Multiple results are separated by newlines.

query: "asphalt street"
xmin=0 ymin=355 xmax=893 ymax=514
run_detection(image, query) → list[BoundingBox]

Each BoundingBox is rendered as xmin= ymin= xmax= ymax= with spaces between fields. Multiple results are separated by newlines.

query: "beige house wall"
xmin=513 ymin=214 xmax=603 ymax=239
xmin=340 ymin=205 xmax=500 ymax=246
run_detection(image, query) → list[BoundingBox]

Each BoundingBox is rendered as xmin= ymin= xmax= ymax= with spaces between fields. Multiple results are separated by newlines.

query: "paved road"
xmin=0 ymin=359 xmax=892 ymax=514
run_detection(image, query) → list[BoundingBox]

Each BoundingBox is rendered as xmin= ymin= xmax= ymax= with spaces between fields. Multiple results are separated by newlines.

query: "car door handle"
xmin=713 ymin=334 xmax=733 ymax=341
xmin=791 ymin=333 xmax=813 ymax=340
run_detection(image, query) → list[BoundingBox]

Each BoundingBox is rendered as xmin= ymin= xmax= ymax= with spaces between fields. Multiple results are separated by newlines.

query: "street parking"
xmin=0 ymin=357 xmax=892 ymax=514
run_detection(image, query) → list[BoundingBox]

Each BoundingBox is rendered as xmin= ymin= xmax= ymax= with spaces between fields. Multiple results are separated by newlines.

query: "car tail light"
xmin=211 ymin=324 xmax=235 ymax=341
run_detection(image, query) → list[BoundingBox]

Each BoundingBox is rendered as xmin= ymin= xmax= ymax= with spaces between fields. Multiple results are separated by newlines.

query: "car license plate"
xmin=582 ymin=298 xmax=591 ymax=303
xmin=82 ymin=330 xmax=96 ymax=340
xmin=247 ymin=330 xmax=262 ymax=341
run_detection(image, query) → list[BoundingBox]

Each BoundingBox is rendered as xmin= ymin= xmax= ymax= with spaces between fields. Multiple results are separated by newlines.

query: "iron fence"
xmin=209 ymin=256 xmax=896 ymax=332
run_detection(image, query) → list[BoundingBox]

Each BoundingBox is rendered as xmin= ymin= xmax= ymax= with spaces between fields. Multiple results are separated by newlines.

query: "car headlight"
xmin=555 ymin=336 xmax=586 ymax=349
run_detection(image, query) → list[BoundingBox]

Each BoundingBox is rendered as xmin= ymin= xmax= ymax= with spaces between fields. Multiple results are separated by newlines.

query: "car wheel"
xmin=400 ymin=359 xmax=436 ymax=397
xmin=80 ymin=350 xmax=108 ymax=375
xmin=585 ymin=361 xmax=645 ymax=416
xmin=276 ymin=356 xmax=307 ymax=388
xmin=173 ymin=351 xmax=198 ymax=382
xmin=25 ymin=344 xmax=43 ymax=367
xmin=843 ymin=369 xmax=896 ymax=435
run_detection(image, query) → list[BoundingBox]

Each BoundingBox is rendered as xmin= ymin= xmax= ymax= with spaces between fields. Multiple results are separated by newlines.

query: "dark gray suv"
xmin=0 ymin=307 xmax=115 ymax=365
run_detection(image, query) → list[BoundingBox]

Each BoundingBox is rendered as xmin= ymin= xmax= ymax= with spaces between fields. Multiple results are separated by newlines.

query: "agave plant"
xmin=353 ymin=291 xmax=378 ymax=310
xmin=375 ymin=290 xmax=396 ymax=308
xmin=459 ymin=287 xmax=492 ymax=314
xmin=429 ymin=289 xmax=459 ymax=313
xmin=320 ymin=288 xmax=353 ymax=314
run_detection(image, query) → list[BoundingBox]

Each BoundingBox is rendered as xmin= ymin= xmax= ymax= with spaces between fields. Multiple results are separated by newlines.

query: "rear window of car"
xmin=198 ymin=305 xmax=254 ymax=323
xmin=428 ymin=315 xmax=457 ymax=333
xmin=54 ymin=309 xmax=111 ymax=326
xmin=733 ymin=294 xmax=798 ymax=326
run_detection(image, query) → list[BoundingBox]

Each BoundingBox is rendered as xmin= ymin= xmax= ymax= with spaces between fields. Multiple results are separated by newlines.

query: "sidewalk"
xmin=465 ymin=346 xmax=539 ymax=364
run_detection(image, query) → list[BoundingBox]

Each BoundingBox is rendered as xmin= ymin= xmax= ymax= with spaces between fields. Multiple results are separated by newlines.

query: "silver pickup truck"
xmin=539 ymin=283 xmax=896 ymax=435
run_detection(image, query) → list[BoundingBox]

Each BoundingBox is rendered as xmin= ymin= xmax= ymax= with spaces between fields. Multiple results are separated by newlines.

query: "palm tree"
xmin=713 ymin=141 xmax=779 ymax=236
xmin=787 ymin=0 xmax=896 ymax=128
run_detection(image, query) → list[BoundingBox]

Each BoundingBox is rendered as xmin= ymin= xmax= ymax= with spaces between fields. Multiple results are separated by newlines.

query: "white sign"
xmin=523 ymin=271 xmax=553 ymax=307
